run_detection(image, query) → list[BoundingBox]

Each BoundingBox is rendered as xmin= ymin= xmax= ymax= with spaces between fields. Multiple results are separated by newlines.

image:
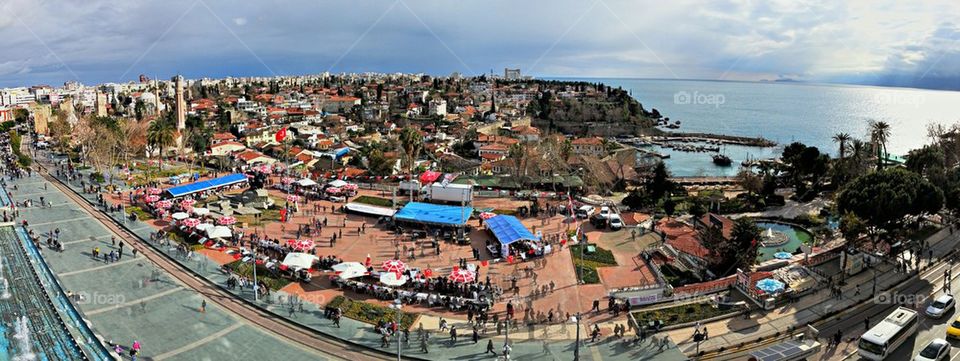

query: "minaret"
xmin=174 ymin=75 xmax=186 ymax=147
xmin=153 ymin=77 xmax=161 ymax=116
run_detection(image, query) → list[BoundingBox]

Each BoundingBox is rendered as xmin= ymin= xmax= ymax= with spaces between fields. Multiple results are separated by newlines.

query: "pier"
xmin=670 ymin=176 xmax=738 ymax=186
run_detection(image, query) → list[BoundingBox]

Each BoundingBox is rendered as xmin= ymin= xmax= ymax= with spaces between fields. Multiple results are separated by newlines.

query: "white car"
xmin=915 ymin=338 xmax=950 ymax=361
xmin=608 ymin=214 xmax=623 ymax=230
xmin=599 ymin=206 xmax=611 ymax=218
xmin=926 ymin=294 xmax=956 ymax=318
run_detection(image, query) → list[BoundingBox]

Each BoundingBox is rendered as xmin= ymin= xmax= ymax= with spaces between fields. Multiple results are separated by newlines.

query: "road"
xmin=35 ymin=165 xmax=392 ymax=361
xmin=815 ymin=242 xmax=960 ymax=360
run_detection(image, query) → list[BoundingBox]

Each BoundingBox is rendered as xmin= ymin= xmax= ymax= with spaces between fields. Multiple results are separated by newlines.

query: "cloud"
xmin=0 ymin=0 xmax=958 ymax=89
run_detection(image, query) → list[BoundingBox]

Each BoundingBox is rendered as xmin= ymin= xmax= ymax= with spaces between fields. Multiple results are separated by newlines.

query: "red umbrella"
xmin=155 ymin=200 xmax=173 ymax=209
xmin=146 ymin=187 xmax=163 ymax=195
xmin=381 ymin=259 xmax=407 ymax=273
xmin=180 ymin=199 xmax=196 ymax=208
xmin=479 ymin=212 xmax=497 ymax=220
xmin=448 ymin=268 xmax=476 ymax=283
xmin=181 ymin=218 xmax=201 ymax=228
xmin=217 ymin=216 xmax=237 ymax=226
xmin=143 ymin=195 xmax=160 ymax=203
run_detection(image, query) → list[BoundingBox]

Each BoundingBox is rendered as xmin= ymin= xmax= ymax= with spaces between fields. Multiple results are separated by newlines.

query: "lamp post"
xmin=252 ymin=245 xmax=259 ymax=302
xmin=572 ymin=312 xmax=581 ymax=361
xmin=391 ymin=298 xmax=402 ymax=361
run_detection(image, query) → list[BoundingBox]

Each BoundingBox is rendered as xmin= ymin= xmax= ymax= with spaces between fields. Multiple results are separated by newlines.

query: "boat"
xmin=713 ymin=154 xmax=732 ymax=166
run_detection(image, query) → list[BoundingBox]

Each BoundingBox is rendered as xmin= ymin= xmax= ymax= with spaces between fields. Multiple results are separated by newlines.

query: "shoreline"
xmin=657 ymin=131 xmax=777 ymax=147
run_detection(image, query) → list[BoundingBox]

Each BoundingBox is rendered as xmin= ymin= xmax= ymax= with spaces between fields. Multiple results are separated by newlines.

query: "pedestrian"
xmin=200 ymin=299 xmax=206 ymax=313
xmin=485 ymin=339 xmax=496 ymax=355
xmin=450 ymin=325 xmax=458 ymax=344
xmin=420 ymin=334 xmax=429 ymax=353
xmin=591 ymin=299 xmax=600 ymax=313
xmin=472 ymin=327 xmax=479 ymax=344
xmin=439 ymin=317 xmax=448 ymax=331
xmin=864 ymin=317 xmax=870 ymax=330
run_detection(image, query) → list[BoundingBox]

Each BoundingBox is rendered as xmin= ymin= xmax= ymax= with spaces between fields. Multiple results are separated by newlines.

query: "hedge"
xmin=226 ymin=260 xmax=292 ymax=291
xmin=632 ymin=302 xmax=736 ymax=328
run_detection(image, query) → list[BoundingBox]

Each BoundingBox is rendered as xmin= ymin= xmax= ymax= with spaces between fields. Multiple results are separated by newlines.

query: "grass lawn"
xmin=326 ymin=295 xmax=418 ymax=330
xmin=226 ymin=260 xmax=292 ymax=290
xmin=632 ymin=302 xmax=736 ymax=328
xmin=125 ymin=206 xmax=153 ymax=220
xmin=570 ymin=243 xmax=617 ymax=284
xmin=353 ymin=195 xmax=394 ymax=208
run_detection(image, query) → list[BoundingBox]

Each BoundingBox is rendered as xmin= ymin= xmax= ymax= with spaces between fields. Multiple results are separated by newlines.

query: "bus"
xmin=857 ymin=307 xmax=919 ymax=360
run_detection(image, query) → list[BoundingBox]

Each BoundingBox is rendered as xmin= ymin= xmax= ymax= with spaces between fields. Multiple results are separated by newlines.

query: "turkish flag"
xmin=275 ymin=127 xmax=287 ymax=142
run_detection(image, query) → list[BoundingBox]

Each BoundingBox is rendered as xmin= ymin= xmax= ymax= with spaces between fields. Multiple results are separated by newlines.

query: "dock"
xmin=670 ymin=176 xmax=738 ymax=186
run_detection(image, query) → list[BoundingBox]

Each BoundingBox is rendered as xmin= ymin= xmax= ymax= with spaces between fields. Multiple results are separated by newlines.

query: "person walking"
xmin=485 ymin=339 xmax=496 ymax=355
xmin=472 ymin=327 xmax=479 ymax=344
xmin=450 ymin=325 xmax=458 ymax=344
xmin=200 ymin=299 xmax=206 ymax=313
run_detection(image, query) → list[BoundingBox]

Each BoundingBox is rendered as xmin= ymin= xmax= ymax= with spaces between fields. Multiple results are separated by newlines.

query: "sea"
xmin=557 ymin=78 xmax=960 ymax=177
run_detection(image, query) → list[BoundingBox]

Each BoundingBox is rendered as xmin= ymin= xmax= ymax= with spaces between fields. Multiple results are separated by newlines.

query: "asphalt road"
xmin=816 ymin=243 xmax=960 ymax=360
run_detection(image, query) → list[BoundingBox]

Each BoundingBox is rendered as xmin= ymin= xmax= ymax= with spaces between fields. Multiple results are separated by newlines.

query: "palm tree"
xmin=147 ymin=119 xmax=175 ymax=171
xmin=869 ymin=120 xmax=891 ymax=170
xmin=832 ymin=132 xmax=851 ymax=159
xmin=399 ymin=126 xmax=423 ymax=178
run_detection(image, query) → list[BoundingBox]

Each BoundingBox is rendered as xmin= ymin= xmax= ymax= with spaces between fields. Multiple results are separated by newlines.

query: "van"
xmin=575 ymin=205 xmax=595 ymax=219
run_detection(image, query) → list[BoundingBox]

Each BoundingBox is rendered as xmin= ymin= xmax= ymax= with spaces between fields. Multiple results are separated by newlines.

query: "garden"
xmin=326 ymin=295 xmax=418 ymax=330
xmin=569 ymin=243 xmax=617 ymax=284
xmin=632 ymin=301 xmax=739 ymax=328
xmin=226 ymin=260 xmax=292 ymax=290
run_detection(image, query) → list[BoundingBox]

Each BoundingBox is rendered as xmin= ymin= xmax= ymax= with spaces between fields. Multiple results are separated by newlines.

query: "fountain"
xmin=0 ymin=253 xmax=9 ymax=300
xmin=760 ymin=227 xmax=790 ymax=247
xmin=13 ymin=315 xmax=37 ymax=361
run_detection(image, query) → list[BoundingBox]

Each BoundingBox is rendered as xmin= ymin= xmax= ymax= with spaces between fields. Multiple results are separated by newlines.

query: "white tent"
xmin=379 ymin=272 xmax=408 ymax=286
xmin=171 ymin=212 xmax=190 ymax=220
xmin=281 ymin=252 xmax=318 ymax=271
xmin=296 ymin=178 xmax=318 ymax=187
xmin=192 ymin=207 xmax=210 ymax=216
xmin=327 ymin=179 xmax=347 ymax=188
xmin=194 ymin=223 xmax=214 ymax=232
xmin=332 ymin=261 xmax=367 ymax=280
xmin=206 ymin=225 xmax=232 ymax=239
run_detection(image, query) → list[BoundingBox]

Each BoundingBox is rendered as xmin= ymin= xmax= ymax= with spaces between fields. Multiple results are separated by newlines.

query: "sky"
xmin=1 ymin=0 xmax=959 ymax=90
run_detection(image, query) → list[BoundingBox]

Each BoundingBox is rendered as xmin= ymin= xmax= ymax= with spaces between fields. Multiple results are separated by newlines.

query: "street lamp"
xmin=252 ymin=245 xmax=259 ymax=302
xmin=390 ymin=298 xmax=402 ymax=361
xmin=571 ymin=312 xmax=581 ymax=361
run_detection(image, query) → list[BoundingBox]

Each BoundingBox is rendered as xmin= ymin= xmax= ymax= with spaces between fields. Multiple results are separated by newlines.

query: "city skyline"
xmin=1 ymin=0 xmax=959 ymax=90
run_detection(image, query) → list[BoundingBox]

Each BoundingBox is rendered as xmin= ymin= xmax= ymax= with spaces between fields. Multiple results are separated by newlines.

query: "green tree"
xmin=839 ymin=212 xmax=867 ymax=246
xmin=832 ymin=132 xmax=851 ymax=159
xmin=399 ymin=126 xmax=423 ymax=178
xmin=869 ymin=120 xmax=892 ymax=170
xmin=699 ymin=217 xmax=761 ymax=277
xmin=837 ymin=168 xmax=943 ymax=236
xmin=647 ymin=162 xmax=675 ymax=201
xmin=147 ymin=119 xmax=176 ymax=170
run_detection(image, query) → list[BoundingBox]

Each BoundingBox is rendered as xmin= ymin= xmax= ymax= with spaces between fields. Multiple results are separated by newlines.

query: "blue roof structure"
xmin=485 ymin=215 xmax=539 ymax=245
xmin=165 ymin=173 xmax=248 ymax=198
xmin=394 ymin=202 xmax=473 ymax=226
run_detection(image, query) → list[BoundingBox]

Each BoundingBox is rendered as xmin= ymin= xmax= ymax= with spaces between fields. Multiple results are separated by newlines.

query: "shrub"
xmin=326 ymin=295 xmax=418 ymax=330
xmin=125 ymin=206 xmax=153 ymax=220
xmin=226 ymin=260 xmax=291 ymax=290
xmin=631 ymin=302 xmax=736 ymax=328
xmin=353 ymin=195 xmax=394 ymax=208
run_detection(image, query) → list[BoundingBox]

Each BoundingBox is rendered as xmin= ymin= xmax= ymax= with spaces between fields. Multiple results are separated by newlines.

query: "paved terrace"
xmin=6 ymin=175 xmax=336 ymax=361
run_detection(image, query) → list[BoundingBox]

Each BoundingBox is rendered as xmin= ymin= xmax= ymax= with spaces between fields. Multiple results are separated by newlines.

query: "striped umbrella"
xmin=448 ymin=268 xmax=476 ymax=283
xmin=381 ymin=259 xmax=407 ymax=274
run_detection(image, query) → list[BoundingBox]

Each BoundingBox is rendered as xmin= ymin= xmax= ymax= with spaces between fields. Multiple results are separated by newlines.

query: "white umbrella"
xmin=332 ymin=262 xmax=367 ymax=279
xmin=192 ymin=207 xmax=210 ymax=216
xmin=195 ymin=223 xmax=214 ymax=232
xmin=281 ymin=252 xmax=318 ymax=271
xmin=171 ymin=212 xmax=190 ymax=220
xmin=206 ymin=225 xmax=233 ymax=239
xmin=379 ymin=272 xmax=408 ymax=286
xmin=327 ymin=179 xmax=347 ymax=188
xmin=296 ymin=178 xmax=318 ymax=187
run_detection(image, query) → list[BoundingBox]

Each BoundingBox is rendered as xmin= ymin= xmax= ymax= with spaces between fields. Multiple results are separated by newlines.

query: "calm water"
xmin=755 ymin=221 xmax=813 ymax=262
xmin=559 ymin=78 xmax=960 ymax=176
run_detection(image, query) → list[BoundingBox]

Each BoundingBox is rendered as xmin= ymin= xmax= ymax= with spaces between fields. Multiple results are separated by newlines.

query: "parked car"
xmin=575 ymin=205 xmax=595 ymax=219
xmin=608 ymin=214 xmax=623 ymax=230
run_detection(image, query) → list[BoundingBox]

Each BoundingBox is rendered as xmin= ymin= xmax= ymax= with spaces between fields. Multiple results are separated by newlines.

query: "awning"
xmin=345 ymin=202 xmax=396 ymax=217
xmin=166 ymin=173 xmax=248 ymax=198
xmin=394 ymin=202 xmax=472 ymax=226
xmin=485 ymin=215 xmax=539 ymax=246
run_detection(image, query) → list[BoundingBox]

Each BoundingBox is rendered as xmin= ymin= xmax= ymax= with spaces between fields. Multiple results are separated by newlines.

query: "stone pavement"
xmin=32 ymin=155 xmax=688 ymax=361
xmin=5 ymin=173 xmax=335 ymax=361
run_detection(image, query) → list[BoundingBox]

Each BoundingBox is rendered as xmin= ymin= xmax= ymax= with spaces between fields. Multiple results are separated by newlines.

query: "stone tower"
xmin=174 ymin=75 xmax=186 ymax=147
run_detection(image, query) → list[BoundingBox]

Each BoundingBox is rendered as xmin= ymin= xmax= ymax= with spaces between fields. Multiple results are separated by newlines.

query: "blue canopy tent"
xmin=485 ymin=215 xmax=539 ymax=246
xmin=393 ymin=202 xmax=473 ymax=227
xmin=164 ymin=173 xmax=248 ymax=198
